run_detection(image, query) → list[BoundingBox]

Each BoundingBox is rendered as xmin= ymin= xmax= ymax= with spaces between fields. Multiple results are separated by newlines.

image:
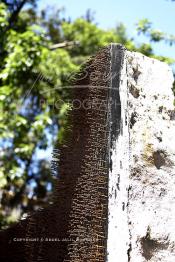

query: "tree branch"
xmin=49 ymin=41 xmax=80 ymax=50
xmin=8 ymin=0 xmax=27 ymax=28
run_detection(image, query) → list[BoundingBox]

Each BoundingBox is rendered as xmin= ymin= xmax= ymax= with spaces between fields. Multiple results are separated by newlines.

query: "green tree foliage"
xmin=136 ymin=18 xmax=175 ymax=64
xmin=136 ymin=19 xmax=175 ymax=46
xmin=0 ymin=1 xmax=174 ymax=228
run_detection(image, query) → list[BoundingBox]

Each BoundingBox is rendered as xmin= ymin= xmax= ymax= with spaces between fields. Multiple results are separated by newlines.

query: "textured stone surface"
xmin=107 ymin=46 xmax=175 ymax=262
xmin=0 ymin=44 xmax=174 ymax=262
xmin=0 ymin=46 xmax=113 ymax=262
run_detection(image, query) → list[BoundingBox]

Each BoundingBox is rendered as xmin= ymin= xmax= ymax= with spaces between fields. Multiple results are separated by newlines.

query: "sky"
xmin=38 ymin=0 xmax=175 ymax=61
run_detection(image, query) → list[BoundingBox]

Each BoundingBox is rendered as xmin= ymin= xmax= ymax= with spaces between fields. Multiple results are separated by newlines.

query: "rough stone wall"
xmin=56 ymin=46 xmax=111 ymax=262
xmin=0 ymin=45 xmax=117 ymax=262
xmin=127 ymin=51 xmax=175 ymax=262
xmin=107 ymin=46 xmax=130 ymax=262
xmin=0 ymin=44 xmax=175 ymax=262
xmin=107 ymin=46 xmax=175 ymax=262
